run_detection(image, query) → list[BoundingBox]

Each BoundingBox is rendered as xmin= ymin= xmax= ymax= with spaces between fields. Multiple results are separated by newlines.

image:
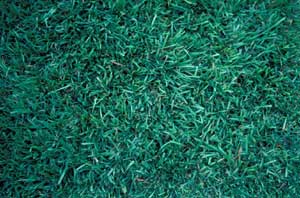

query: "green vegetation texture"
xmin=1 ymin=0 xmax=300 ymax=197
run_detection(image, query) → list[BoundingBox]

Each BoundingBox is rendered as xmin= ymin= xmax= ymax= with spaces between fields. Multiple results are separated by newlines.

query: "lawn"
xmin=1 ymin=0 xmax=300 ymax=197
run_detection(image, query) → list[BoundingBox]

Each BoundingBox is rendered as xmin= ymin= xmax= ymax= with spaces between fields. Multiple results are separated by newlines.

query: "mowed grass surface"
xmin=1 ymin=0 xmax=300 ymax=197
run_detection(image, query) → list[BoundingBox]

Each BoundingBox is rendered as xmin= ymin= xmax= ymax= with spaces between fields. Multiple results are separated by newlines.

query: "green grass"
xmin=1 ymin=0 xmax=300 ymax=197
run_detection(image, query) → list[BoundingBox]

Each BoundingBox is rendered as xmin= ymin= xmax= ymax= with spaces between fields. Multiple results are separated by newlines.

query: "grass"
xmin=1 ymin=0 xmax=300 ymax=197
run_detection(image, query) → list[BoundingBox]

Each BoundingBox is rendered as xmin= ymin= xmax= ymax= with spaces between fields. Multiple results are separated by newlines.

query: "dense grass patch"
xmin=1 ymin=0 xmax=300 ymax=197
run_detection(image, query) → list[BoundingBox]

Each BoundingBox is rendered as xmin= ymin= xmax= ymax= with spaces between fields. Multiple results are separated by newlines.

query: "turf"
xmin=1 ymin=0 xmax=300 ymax=197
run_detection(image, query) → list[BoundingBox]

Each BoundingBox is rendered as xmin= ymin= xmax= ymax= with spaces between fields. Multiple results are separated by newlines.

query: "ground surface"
xmin=1 ymin=0 xmax=300 ymax=197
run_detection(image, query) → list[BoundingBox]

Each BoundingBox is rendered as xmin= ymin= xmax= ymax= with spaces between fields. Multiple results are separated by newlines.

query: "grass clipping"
xmin=1 ymin=0 xmax=300 ymax=197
